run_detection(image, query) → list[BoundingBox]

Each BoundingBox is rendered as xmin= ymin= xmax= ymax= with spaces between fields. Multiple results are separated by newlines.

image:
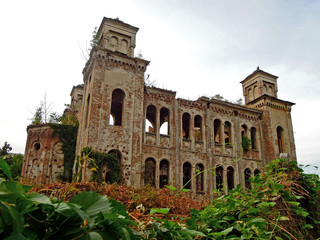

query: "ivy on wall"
xmin=50 ymin=124 xmax=78 ymax=182
xmin=81 ymin=147 xmax=121 ymax=184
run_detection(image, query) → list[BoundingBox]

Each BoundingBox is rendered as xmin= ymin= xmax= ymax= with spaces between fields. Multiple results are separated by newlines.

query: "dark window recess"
xmin=216 ymin=166 xmax=223 ymax=191
xmin=146 ymin=105 xmax=157 ymax=133
xmin=110 ymin=89 xmax=125 ymax=126
xmin=144 ymin=158 xmax=156 ymax=187
xmin=194 ymin=115 xmax=202 ymax=141
xmin=196 ymin=163 xmax=204 ymax=192
xmin=182 ymin=113 xmax=191 ymax=139
xmin=214 ymin=119 xmax=221 ymax=144
xmin=159 ymin=160 xmax=169 ymax=188
xmin=160 ymin=107 xmax=170 ymax=135
xmin=244 ymin=168 xmax=251 ymax=189
xmin=227 ymin=166 xmax=234 ymax=190
xmin=183 ymin=162 xmax=192 ymax=189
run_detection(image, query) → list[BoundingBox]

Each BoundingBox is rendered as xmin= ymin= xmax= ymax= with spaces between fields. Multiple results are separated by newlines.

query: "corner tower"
xmin=241 ymin=68 xmax=296 ymax=163
xmin=76 ymin=17 xmax=149 ymax=186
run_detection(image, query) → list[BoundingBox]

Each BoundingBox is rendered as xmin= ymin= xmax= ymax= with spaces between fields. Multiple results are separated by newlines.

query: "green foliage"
xmin=0 ymin=142 xmax=23 ymax=179
xmin=0 ymin=158 xmax=137 ymax=239
xmin=31 ymin=106 xmax=43 ymax=124
xmin=241 ymin=134 xmax=251 ymax=152
xmin=50 ymin=124 xmax=78 ymax=182
xmin=81 ymin=147 xmax=121 ymax=184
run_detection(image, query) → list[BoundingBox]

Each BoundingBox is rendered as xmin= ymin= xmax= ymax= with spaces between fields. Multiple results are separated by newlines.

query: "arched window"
xmin=268 ymin=86 xmax=273 ymax=96
xmin=159 ymin=159 xmax=169 ymax=188
xmin=194 ymin=115 xmax=202 ymax=141
xmin=120 ymin=39 xmax=128 ymax=54
xmin=146 ymin=105 xmax=157 ymax=133
xmin=110 ymin=36 xmax=118 ymax=51
xmin=144 ymin=158 xmax=156 ymax=187
xmin=248 ymin=88 xmax=252 ymax=102
xmin=250 ymin=127 xmax=257 ymax=150
xmin=277 ymin=126 xmax=285 ymax=153
xmin=253 ymin=86 xmax=258 ymax=99
xmin=183 ymin=162 xmax=192 ymax=189
xmin=182 ymin=113 xmax=191 ymax=139
xmin=160 ymin=107 xmax=170 ymax=135
xmin=110 ymin=89 xmax=125 ymax=126
xmin=241 ymin=124 xmax=248 ymax=137
xmin=244 ymin=168 xmax=251 ymax=189
xmin=254 ymin=169 xmax=261 ymax=177
xmin=196 ymin=163 xmax=204 ymax=192
xmin=214 ymin=119 xmax=221 ymax=144
xmin=227 ymin=166 xmax=234 ymax=190
xmin=105 ymin=149 xmax=122 ymax=183
xmin=224 ymin=121 xmax=232 ymax=144
xmin=84 ymin=94 xmax=90 ymax=128
xmin=216 ymin=166 xmax=223 ymax=191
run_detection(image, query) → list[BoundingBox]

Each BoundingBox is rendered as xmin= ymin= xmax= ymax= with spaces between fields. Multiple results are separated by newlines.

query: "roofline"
xmin=248 ymin=94 xmax=295 ymax=106
xmin=241 ymin=68 xmax=278 ymax=84
xmin=97 ymin=17 xmax=139 ymax=37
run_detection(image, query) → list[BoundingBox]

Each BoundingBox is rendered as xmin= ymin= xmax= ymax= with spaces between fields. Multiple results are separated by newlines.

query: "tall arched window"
xmin=105 ymin=149 xmax=122 ymax=183
xmin=224 ymin=121 xmax=232 ymax=144
xmin=160 ymin=107 xmax=170 ymax=135
xmin=146 ymin=105 xmax=157 ymax=133
xmin=194 ymin=115 xmax=202 ymax=141
xmin=244 ymin=168 xmax=251 ymax=189
xmin=84 ymin=94 xmax=90 ymax=128
xmin=144 ymin=158 xmax=156 ymax=187
xmin=110 ymin=89 xmax=125 ymax=126
xmin=250 ymin=127 xmax=257 ymax=150
xmin=277 ymin=126 xmax=285 ymax=153
xmin=254 ymin=169 xmax=261 ymax=177
xmin=183 ymin=162 xmax=192 ymax=189
xmin=159 ymin=160 xmax=169 ymax=188
xmin=196 ymin=163 xmax=204 ymax=192
xmin=227 ymin=166 xmax=235 ymax=190
xmin=214 ymin=119 xmax=221 ymax=144
xmin=216 ymin=166 xmax=223 ymax=191
xmin=182 ymin=113 xmax=191 ymax=139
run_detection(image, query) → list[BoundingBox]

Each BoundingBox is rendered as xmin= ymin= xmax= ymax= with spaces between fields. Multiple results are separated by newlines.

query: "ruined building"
xmin=22 ymin=17 xmax=296 ymax=193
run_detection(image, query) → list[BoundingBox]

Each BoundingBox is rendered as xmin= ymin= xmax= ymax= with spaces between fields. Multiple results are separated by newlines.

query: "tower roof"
xmin=241 ymin=67 xmax=278 ymax=84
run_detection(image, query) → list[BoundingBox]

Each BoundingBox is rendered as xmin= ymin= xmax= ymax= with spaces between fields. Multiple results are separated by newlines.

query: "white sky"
xmin=1 ymin=0 xmax=319 ymax=172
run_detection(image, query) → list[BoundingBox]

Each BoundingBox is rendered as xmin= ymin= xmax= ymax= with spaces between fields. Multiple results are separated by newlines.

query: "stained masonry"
xmin=22 ymin=17 xmax=296 ymax=194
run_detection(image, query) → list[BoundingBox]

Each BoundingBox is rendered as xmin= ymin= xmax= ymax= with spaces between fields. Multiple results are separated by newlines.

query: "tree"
xmin=211 ymin=94 xmax=224 ymax=100
xmin=0 ymin=141 xmax=12 ymax=157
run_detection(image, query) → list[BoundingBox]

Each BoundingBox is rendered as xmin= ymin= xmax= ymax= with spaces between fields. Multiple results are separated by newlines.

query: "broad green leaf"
xmin=180 ymin=188 xmax=190 ymax=193
xmin=0 ymin=201 xmax=24 ymax=234
xmin=221 ymin=227 xmax=233 ymax=236
xmin=29 ymin=193 xmax=52 ymax=205
xmin=288 ymin=201 xmax=300 ymax=206
xmin=0 ymin=158 xmax=13 ymax=181
xmin=183 ymin=229 xmax=206 ymax=237
xmin=88 ymin=232 xmax=103 ymax=240
xmin=150 ymin=208 xmax=170 ymax=215
xmin=278 ymin=216 xmax=289 ymax=221
xmin=70 ymin=191 xmax=112 ymax=217
xmin=166 ymin=185 xmax=176 ymax=192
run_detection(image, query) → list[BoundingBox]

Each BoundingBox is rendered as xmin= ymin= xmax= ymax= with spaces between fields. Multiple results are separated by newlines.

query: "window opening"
xmin=194 ymin=115 xmax=202 ymax=141
xmin=224 ymin=121 xmax=232 ymax=144
xmin=227 ymin=166 xmax=235 ymax=190
xmin=183 ymin=162 xmax=192 ymax=189
xmin=159 ymin=160 xmax=169 ymax=188
xmin=160 ymin=107 xmax=170 ymax=135
xmin=146 ymin=105 xmax=156 ymax=133
xmin=34 ymin=142 xmax=41 ymax=151
xmin=196 ymin=163 xmax=204 ymax=192
xmin=244 ymin=168 xmax=251 ymax=189
xmin=254 ymin=169 xmax=261 ymax=177
xmin=182 ymin=113 xmax=191 ymax=139
xmin=214 ymin=119 xmax=221 ymax=144
xmin=84 ymin=94 xmax=90 ymax=127
xmin=250 ymin=127 xmax=257 ymax=150
xmin=216 ymin=166 xmax=223 ymax=191
xmin=144 ymin=158 xmax=156 ymax=187
xmin=277 ymin=126 xmax=284 ymax=153
xmin=110 ymin=89 xmax=125 ymax=126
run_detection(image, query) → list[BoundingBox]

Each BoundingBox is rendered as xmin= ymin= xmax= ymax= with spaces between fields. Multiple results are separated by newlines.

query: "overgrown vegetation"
xmin=50 ymin=123 xmax=78 ymax=182
xmin=80 ymin=147 xmax=122 ymax=184
xmin=1 ymin=157 xmax=320 ymax=239
xmin=0 ymin=142 xmax=23 ymax=179
xmin=241 ymin=134 xmax=251 ymax=152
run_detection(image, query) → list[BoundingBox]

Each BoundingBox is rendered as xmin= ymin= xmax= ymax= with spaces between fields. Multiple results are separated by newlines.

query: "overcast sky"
xmin=1 ymin=0 xmax=319 ymax=172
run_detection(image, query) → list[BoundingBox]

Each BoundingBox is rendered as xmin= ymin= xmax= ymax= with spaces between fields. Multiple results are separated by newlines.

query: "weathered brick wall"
xmin=22 ymin=125 xmax=64 ymax=184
